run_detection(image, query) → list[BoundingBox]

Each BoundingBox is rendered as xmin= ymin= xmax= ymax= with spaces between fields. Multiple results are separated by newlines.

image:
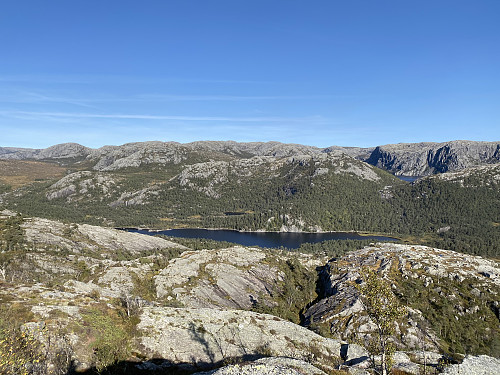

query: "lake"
xmin=126 ymin=228 xmax=397 ymax=249
xmin=397 ymin=175 xmax=421 ymax=182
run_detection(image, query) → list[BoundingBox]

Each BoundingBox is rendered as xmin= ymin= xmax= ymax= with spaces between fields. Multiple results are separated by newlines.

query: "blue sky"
xmin=1 ymin=0 xmax=499 ymax=149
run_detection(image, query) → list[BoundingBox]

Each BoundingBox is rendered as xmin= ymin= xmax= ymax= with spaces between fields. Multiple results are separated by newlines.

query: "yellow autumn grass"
xmin=0 ymin=160 xmax=66 ymax=188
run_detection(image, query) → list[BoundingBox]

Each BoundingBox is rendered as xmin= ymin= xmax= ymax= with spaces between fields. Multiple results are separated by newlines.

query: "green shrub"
xmin=81 ymin=307 xmax=131 ymax=372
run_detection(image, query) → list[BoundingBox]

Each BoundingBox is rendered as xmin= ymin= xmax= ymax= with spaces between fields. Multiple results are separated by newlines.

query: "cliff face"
xmin=364 ymin=140 xmax=500 ymax=176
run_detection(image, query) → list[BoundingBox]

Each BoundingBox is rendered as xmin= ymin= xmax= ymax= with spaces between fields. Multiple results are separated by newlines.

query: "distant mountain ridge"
xmin=362 ymin=140 xmax=500 ymax=176
xmin=0 ymin=142 xmax=91 ymax=161
xmin=1 ymin=139 xmax=499 ymax=176
xmin=2 ymin=139 xmax=500 ymax=258
xmin=0 ymin=141 xmax=320 ymax=161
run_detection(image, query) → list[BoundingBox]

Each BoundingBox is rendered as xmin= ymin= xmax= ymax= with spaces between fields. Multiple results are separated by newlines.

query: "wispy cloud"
xmin=0 ymin=75 xmax=96 ymax=85
xmin=0 ymin=91 xmax=97 ymax=108
xmin=0 ymin=110 xmax=324 ymax=123
xmin=0 ymin=85 xmax=344 ymax=113
xmin=0 ymin=74 xmax=274 ymax=85
xmin=131 ymin=94 xmax=331 ymax=102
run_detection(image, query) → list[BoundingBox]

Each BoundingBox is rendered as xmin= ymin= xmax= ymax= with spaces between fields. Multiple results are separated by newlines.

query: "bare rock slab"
xmin=137 ymin=307 xmax=342 ymax=369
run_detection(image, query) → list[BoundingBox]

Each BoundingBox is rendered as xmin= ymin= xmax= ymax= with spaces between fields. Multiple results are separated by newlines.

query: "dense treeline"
xmin=3 ymin=160 xmax=500 ymax=257
xmin=389 ymin=179 xmax=500 ymax=257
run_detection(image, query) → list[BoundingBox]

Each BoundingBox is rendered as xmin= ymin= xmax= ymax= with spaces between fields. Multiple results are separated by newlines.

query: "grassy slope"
xmin=0 ymin=160 xmax=66 ymax=189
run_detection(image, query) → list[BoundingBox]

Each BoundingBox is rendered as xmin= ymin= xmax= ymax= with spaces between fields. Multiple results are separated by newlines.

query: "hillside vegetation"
xmin=1 ymin=141 xmax=500 ymax=258
xmin=0 ymin=213 xmax=498 ymax=374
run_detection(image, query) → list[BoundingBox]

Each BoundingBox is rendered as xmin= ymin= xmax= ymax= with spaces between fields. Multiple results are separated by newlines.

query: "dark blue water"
xmin=397 ymin=175 xmax=421 ymax=182
xmin=127 ymin=228 xmax=397 ymax=249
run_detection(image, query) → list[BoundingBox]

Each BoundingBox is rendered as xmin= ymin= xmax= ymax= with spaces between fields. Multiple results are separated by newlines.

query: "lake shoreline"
xmin=117 ymin=226 xmax=397 ymax=238
xmin=119 ymin=226 xmax=399 ymax=249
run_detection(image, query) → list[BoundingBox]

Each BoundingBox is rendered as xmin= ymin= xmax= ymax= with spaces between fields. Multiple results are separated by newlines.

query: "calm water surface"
xmin=127 ymin=228 xmax=397 ymax=249
xmin=397 ymin=175 xmax=421 ymax=182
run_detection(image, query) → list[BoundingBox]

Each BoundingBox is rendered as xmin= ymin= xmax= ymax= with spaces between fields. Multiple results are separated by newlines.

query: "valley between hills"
xmin=0 ymin=140 xmax=499 ymax=374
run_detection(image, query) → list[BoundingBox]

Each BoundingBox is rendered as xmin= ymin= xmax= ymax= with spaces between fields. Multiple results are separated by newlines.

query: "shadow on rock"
xmin=65 ymin=355 xmax=269 ymax=375
xmin=65 ymin=358 xmax=204 ymax=375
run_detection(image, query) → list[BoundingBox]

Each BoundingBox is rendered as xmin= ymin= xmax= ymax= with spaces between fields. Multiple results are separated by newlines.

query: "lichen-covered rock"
xmin=90 ymin=141 xmax=188 ymax=171
xmin=391 ymin=352 xmax=420 ymax=374
xmin=108 ymin=186 xmax=159 ymax=207
xmin=194 ymin=357 xmax=328 ymax=375
xmin=155 ymin=246 xmax=282 ymax=309
xmin=45 ymin=171 xmax=119 ymax=202
xmin=138 ymin=307 xmax=342 ymax=370
xmin=22 ymin=217 xmax=185 ymax=255
xmin=442 ymin=355 xmax=500 ymax=375
xmin=342 ymin=343 xmax=369 ymax=366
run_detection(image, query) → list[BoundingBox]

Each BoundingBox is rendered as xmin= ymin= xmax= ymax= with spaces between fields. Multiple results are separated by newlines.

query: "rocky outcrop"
xmin=154 ymin=245 xmax=322 ymax=310
xmin=174 ymin=152 xmax=383 ymax=199
xmin=186 ymin=140 xmax=320 ymax=158
xmin=177 ymin=160 xmax=231 ymax=198
xmin=138 ymin=307 xmax=342 ymax=370
xmin=22 ymin=217 xmax=185 ymax=255
xmin=442 ymin=355 xmax=500 ymax=375
xmin=323 ymin=145 xmax=375 ymax=160
xmin=0 ymin=282 xmax=341 ymax=373
xmin=109 ymin=186 xmax=160 ymax=207
xmin=3 ymin=213 xmax=500 ymax=374
xmin=0 ymin=213 xmax=339 ymax=374
xmin=0 ymin=216 xmax=188 ymax=296
xmin=37 ymin=143 xmax=91 ymax=160
xmin=0 ymin=141 xmax=320 ymax=170
xmin=193 ymin=357 xmax=328 ymax=375
xmin=427 ymin=164 xmax=500 ymax=187
xmin=364 ymin=140 xmax=500 ymax=176
xmin=304 ymin=243 xmax=500 ymax=352
xmin=45 ymin=171 xmax=119 ymax=202
xmin=90 ymin=141 xmax=189 ymax=171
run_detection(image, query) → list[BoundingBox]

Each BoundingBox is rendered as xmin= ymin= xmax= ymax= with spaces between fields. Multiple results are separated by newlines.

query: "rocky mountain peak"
xmin=2 ymin=140 xmax=499 ymax=177
xmin=364 ymin=140 xmax=500 ymax=176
